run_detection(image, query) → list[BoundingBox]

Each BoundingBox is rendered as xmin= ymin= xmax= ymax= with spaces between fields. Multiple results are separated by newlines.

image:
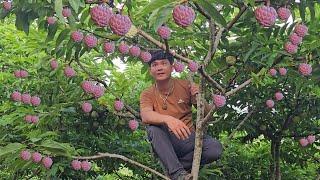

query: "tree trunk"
xmin=269 ymin=139 xmax=276 ymax=180
xmin=270 ymin=138 xmax=281 ymax=180
xmin=191 ymin=76 xmax=205 ymax=180
xmin=191 ymin=124 xmax=204 ymax=180
xmin=274 ymin=140 xmax=281 ymax=180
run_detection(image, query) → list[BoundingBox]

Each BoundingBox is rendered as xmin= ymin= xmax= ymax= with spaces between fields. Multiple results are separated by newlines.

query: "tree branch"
xmin=138 ymin=29 xmax=193 ymax=63
xmin=75 ymin=58 xmax=140 ymax=119
xmin=73 ymin=152 xmax=169 ymax=180
xmin=228 ymin=110 xmax=255 ymax=140
xmin=225 ymin=78 xmax=252 ymax=97
xmin=226 ymin=6 xmax=247 ymax=31
xmin=198 ymin=66 xmax=226 ymax=93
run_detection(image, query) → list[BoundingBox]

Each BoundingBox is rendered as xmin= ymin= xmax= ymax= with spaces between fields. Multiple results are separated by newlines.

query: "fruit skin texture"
xmin=109 ymin=14 xmax=132 ymax=36
xmin=84 ymin=35 xmax=98 ymax=48
xmin=172 ymin=5 xmax=196 ymax=27
xmin=284 ymin=42 xmax=298 ymax=54
xmin=31 ymin=115 xmax=39 ymax=124
xmin=254 ymin=6 xmax=277 ymax=27
xmin=118 ymin=42 xmax=129 ymax=54
xmin=82 ymin=102 xmax=92 ymax=113
xmin=129 ymin=119 xmax=139 ymax=131
xmin=21 ymin=93 xmax=31 ymax=104
xmin=47 ymin=16 xmax=56 ymax=25
xmin=81 ymin=161 xmax=91 ymax=171
xmin=2 ymin=1 xmax=12 ymax=11
xmin=31 ymin=96 xmax=41 ymax=106
xmin=188 ymin=61 xmax=198 ymax=72
xmin=140 ymin=51 xmax=152 ymax=63
xmin=11 ymin=91 xmax=22 ymax=102
xmin=64 ymin=66 xmax=76 ymax=77
xmin=289 ymin=33 xmax=302 ymax=45
xmin=42 ymin=157 xmax=53 ymax=169
xmin=114 ymin=100 xmax=124 ymax=111
xmin=298 ymin=63 xmax=312 ymax=76
xmin=62 ymin=7 xmax=72 ymax=17
xmin=174 ymin=61 xmax=185 ymax=72
xmin=92 ymin=85 xmax=104 ymax=98
xmin=277 ymin=7 xmax=291 ymax=21
xmin=103 ymin=42 xmax=115 ymax=54
xmin=299 ymin=138 xmax=309 ymax=147
xmin=278 ymin=67 xmax=287 ymax=76
xmin=212 ymin=94 xmax=226 ymax=108
xmin=266 ymin=99 xmax=274 ymax=108
xmin=129 ymin=46 xmax=141 ymax=57
xmin=71 ymin=31 xmax=84 ymax=43
xmin=71 ymin=160 xmax=82 ymax=170
xmin=25 ymin=115 xmax=33 ymax=123
xmin=32 ymin=152 xmax=42 ymax=163
xmin=269 ymin=68 xmax=277 ymax=76
xmin=294 ymin=24 xmax=308 ymax=37
xmin=307 ymin=135 xmax=315 ymax=144
xmin=50 ymin=59 xmax=59 ymax=70
xmin=274 ymin=92 xmax=284 ymax=101
xmin=90 ymin=5 xmax=113 ymax=27
xmin=81 ymin=81 xmax=94 ymax=93
xmin=20 ymin=150 xmax=31 ymax=161
xmin=157 ymin=26 xmax=171 ymax=39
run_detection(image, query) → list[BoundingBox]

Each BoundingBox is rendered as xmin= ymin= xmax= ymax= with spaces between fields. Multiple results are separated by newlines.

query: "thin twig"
xmin=198 ymin=66 xmax=226 ymax=93
xmin=138 ymin=29 xmax=193 ymax=63
xmin=228 ymin=110 xmax=255 ymax=140
xmin=73 ymin=152 xmax=169 ymax=180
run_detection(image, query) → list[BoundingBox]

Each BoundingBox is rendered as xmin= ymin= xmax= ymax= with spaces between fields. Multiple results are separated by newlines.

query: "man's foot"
xmin=174 ymin=171 xmax=193 ymax=180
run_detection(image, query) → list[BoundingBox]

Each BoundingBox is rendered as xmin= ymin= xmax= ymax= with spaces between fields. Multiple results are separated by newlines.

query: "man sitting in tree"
xmin=140 ymin=50 xmax=223 ymax=180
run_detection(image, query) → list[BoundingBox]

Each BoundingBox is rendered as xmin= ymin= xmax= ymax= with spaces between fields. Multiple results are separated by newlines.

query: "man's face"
xmin=149 ymin=59 xmax=173 ymax=81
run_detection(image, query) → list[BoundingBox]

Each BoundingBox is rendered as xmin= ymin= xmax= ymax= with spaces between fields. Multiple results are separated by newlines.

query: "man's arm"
xmin=141 ymin=109 xmax=191 ymax=140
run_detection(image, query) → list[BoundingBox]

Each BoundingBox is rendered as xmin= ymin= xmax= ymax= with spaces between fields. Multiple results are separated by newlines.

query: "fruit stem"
xmin=266 ymin=0 xmax=270 ymax=6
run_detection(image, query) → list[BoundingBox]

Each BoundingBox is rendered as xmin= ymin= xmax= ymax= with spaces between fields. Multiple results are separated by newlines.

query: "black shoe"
xmin=175 ymin=171 xmax=193 ymax=180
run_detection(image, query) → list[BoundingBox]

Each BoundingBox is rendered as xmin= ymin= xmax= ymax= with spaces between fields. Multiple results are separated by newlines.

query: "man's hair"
xmin=148 ymin=50 xmax=174 ymax=66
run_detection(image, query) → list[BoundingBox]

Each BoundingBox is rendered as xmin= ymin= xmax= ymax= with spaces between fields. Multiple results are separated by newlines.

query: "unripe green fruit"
xmin=226 ymin=56 xmax=236 ymax=65
xmin=260 ymin=125 xmax=267 ymax=131
xmin=91 ymin=111 xmax=99 ymax=118
xmin=292 ymin=116 xmax=301 ymax=123
xmin=119 ymin=119 xmax=126 ymax=125
xmin=92 ymin=121 xmax=99 ymax=128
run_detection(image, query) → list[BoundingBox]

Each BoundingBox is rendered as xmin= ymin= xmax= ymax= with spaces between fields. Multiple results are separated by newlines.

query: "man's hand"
xmin=189 ymin=83 xmax=199 ymax=96
xmin=164 ymin=117 xmax=191 ymax=140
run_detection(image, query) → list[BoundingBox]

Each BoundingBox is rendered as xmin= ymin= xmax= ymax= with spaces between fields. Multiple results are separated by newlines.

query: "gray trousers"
xmin=147 ymin=125 xmax=223 ymax=178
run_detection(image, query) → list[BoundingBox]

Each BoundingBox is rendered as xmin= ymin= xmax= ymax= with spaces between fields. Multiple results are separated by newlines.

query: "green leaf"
xmin=194 ymin=0 xmax=227 ymax=27
xmin=55 ymin=0 xmax=64 ymax=23
xmin=56 ymin=28 xmax=71 ymax=48
xmin=39 ymin=140 xmax=75 ymax=157
xmin=298 ymin=0 xmax=306 ymax=22
xmin=69 ymin=0 xmax=81 ymax=13
xmin=152 ymin=6 xmax=173 ymax=32
xmin=46 ymin=23 xmax=58 ymax=42
xmin=134 ymin=0 xmax=175 ymax=18
xmin=0 ymin=143 xmax=25 ymax=157
xmin=307 ymin=1 xmax=315 ymax=21
xmin=243 ymin=42 xmax=259 ymax=62
xmin=213 ymin=0 xmax=232 ymax=5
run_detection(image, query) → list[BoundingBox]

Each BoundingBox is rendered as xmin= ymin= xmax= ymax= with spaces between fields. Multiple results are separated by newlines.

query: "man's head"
xmin=148 ymin=50 xmax=174 ymax=66
xmin=148 ymin=50 xmax=174 ymax=81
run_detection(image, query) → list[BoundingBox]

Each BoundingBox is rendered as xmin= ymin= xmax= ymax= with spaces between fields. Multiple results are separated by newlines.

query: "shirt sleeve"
xmin=140 ymin=88 xmax=153 ymax=112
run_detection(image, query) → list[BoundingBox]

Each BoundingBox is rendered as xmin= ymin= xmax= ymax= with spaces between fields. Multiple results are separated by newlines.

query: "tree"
xmin=0 ymin=0 xmax=319 ymax=179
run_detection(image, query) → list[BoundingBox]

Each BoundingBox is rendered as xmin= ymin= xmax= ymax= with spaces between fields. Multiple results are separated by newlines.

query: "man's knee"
xmin=147 ymin=125 xmax=165 ymax=141
xmin=202 ymin=139 xmax=223 ymax=163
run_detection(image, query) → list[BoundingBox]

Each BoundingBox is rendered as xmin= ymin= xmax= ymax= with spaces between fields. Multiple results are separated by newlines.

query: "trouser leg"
xmin=147 ymin=125 xmax=185 ymax=178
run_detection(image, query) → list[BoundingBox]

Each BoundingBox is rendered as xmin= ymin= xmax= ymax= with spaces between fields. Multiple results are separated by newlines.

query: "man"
xmin=140 ymin=50 xmax=223 ymax=180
